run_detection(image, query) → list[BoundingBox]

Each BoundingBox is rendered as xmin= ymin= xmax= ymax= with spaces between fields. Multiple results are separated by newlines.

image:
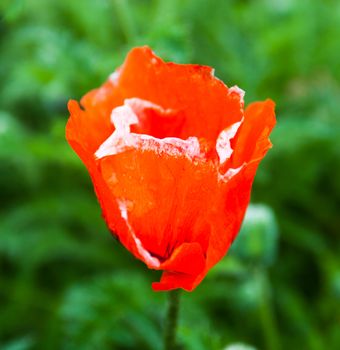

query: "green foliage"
xmin=60 ymin=273 xmax=164 ymax=350
xmin=230 ymin=204 xmax=278 ymax=266
xmin=224 ymin=345 xmax=256 ymax=350
xmin=0 ymin=0 xmax=339 ymax=349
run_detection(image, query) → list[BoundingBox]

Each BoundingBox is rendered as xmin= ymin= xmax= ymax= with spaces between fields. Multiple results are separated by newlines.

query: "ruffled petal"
xmin=159 ymin=242 xmax=205 ymax=276
xmin=76 ymin=47 xmax=244 ymax=146
xmin=66 ymin=100 xmax=114 ymax=156
xmin=229 ymin=99 xmax=276 ymax=168
xmin=97 ymin=138 xmax=215 ymax=262
xmin=126 ymin=98 xmax=185 ymax=138
xmin=65 ymin=47 xmax=276 ymax=292
xmin=152 ymin=272 xmax=199 ymax=291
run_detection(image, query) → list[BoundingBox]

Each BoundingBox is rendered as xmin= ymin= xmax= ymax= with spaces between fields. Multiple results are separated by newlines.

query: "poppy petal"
xmin=65 ymin=46 xmax=276 ymax=291
xmin=230 ymin=99 xmax=276 ymax=167
xmin=93 ymin=102 xmax=255 ymax=290
xmin=75 ymin=47 xmax=245 ymax=146
xmin=152 ymin=272 xmax=199 ymax=292
xmin=66 ymin=100 xmax=114 ymax=157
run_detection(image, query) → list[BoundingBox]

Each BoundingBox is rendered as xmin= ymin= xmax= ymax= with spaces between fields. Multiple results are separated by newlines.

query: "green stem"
xmin=256 ymin=269 xmax=280 ymax=350
xmin=164 ymin=289 xmax=181 ymax=350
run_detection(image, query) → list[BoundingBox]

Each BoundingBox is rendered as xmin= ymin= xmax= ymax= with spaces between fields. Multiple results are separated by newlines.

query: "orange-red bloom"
xmin=66 ymin=46 xmax=276 ymax=291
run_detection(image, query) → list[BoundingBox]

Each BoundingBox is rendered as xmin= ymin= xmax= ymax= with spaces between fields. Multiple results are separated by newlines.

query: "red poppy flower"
xmin=66 ymin=46 xmax=276 ymax=291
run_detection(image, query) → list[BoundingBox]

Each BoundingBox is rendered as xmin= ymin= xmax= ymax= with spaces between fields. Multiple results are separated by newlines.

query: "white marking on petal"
xmin=110 ymin=104 xmax=138 ymax=132
xmin=95 ymin=99 xmax=203 ymax=161
xmin=229 ymin=86 xmax=245 ymax=104
xmin=118 ymin=199 xmax=160 ymax=268
xmin=125 ymin=97 xmax=174 ymax=115
xmin=224 ymin=165 xmax=244 ymax=179
xmin=109 ymin=71 xmax=120 ymax=84
xmin=95 ymin=105 xmax=138 ymax=159
xmin=218 ymin=164 xmax=244 ymax=182
xmin=216 ymin=119 xmax=243 ymax=164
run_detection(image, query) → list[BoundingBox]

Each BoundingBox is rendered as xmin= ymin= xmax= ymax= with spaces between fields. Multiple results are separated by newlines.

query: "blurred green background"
xmin=0 ymin=0 xmax=339 ymax=349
